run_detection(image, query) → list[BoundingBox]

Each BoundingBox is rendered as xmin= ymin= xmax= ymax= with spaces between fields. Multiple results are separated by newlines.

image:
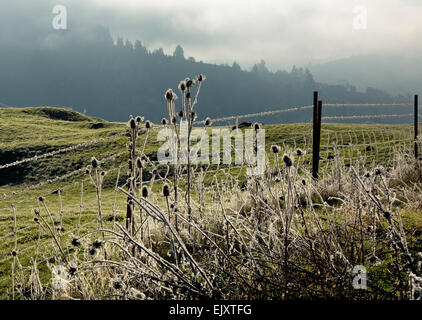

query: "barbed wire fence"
xmin=0 ymin=92 xmax=420 ymax=297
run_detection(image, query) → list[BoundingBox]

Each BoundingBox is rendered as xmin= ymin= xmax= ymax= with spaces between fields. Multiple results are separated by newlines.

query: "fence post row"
xmin=415 ymin=94 xmax=419 ymax=159
xmin=312 ymin=92 xmax=322 ymax=179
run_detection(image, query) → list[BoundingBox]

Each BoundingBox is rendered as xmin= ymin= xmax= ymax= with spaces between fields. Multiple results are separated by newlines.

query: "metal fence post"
xmin=312 ymin=92 xmax=320 ymax=179
xmin=415 ymin=94 xmax=419 ymax=159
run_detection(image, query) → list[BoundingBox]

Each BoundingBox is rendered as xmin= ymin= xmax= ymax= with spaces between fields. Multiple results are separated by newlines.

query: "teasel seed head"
xmin=283 ymin=154 xmax=293 ymax=167
xmin=71 ymin=238 xmax=81 ymax=247
xmin=34 ymin=209 xmax=40 ymax=216
xmin=374 ymin=167 xmax=383 ymax=176
xmin=142 ymin=186 xmax=149 ymax=198
xmin=136 ymin=157 xmax=144 ymax=169
xmin=127 ymin=201 xmax=133 ymax=216
xmin=271 ymin=145 xmax=281 ymax=154
xmin=12 ymin=250 xmax=17 ymax=257
xmin=197 ymin=74 xmax=206 ymax=82
xmin=296 ymin=149 xmax=304 ymax=156
xmin=135 ymin=116 xmax=143 ymax=123
xmin=178 ymin=81 xmax=186 ymax=92
xmin=69 ymin=266 xmax=77 ymax=276
xmin=114 ymin=281 xmax=123 ymax=290
xmin=186 ymin=92 xmax=191 ymax=99
xmin=171 ymin=116 xmax=177 ymax=124
xmin=204 ymin=117 xmax=212 ymax=126
xmin=163 ymin=184 xmax=170 ymax=197
xmin=93 ymin=239 xmax=102 ymax=249
xmin=179 ymin=110 xmax=185 ymax=118
xmin=89 ymin=248 xmax=97 ymax=256
xmin=161 ymin=118 xmax=168 ymax=125
xmin=185 ymin=78 xmax=195 ymax=88
xmin=145 ymin=120 xmax=152 ymax=130
xmin=191 ymin=111 xmax=197 ymax=121
xmin=91 ymin=157 xmax=99 ymax=169
xmin=253 ymin=122 xmax=261 ymax=131
xmin=165 ymin=89 xmax=177 ymax=102
xmin=129 ymin=118 xmax=136 ymax=129
xmin=38 ymin=196 xmax=44 ymax=202
xmin=100 ymin=171 xmax=106 ymax=176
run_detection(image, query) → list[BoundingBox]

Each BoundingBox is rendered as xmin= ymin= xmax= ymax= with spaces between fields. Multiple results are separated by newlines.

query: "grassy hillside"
xmin=0 ymin=107 xmax=421 ymax=299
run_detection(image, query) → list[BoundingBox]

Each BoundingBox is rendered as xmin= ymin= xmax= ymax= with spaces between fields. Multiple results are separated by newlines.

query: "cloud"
xmin=1 ymin=0 xmax=421 ymax=70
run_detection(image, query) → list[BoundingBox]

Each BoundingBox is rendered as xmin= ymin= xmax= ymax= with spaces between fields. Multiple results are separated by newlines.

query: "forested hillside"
xmin=0 ymin=27 xmax=408 ymax=123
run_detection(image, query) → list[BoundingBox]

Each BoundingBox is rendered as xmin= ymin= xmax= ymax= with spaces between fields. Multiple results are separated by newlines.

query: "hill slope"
xmin=0 ymin=107 xmax=127 ymax=185
xmin=0 ymin=27 xmax=408 ymax=123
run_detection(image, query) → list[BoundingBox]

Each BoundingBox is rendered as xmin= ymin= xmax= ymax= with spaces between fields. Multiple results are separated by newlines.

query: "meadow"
xmin=1 ymin=81 xmax=422 ymax=300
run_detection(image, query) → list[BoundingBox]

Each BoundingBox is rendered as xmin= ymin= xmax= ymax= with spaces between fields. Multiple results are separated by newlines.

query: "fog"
xmin=1 ymin=0 xmax=421 ymax=71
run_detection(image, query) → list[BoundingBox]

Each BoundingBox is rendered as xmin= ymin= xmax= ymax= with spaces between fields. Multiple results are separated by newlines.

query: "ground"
xmin=0 ymin=107 xmax=421 ymax=299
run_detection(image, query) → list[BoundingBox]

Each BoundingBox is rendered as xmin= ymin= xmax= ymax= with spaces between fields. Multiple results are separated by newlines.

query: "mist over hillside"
xmin=0 ymin=27 xmax=411 ymax=123
xmin=308 ymin=54 xmax=422 ymax=96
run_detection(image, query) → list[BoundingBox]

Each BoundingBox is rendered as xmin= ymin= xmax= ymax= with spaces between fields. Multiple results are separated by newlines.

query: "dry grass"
xmin=6 ymin=77 xmax=422 ymax=300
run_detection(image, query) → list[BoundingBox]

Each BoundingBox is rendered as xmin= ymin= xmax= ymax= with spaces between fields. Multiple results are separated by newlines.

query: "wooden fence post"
xmin=415 ymin=94 xmax=419 ymax=159
xmin=312 ymin=92 xmax=320 ymax=179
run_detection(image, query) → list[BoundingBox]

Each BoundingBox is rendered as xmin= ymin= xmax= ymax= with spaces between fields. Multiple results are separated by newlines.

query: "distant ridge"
xmin=0 ymin=102 xmax=12 ymax=108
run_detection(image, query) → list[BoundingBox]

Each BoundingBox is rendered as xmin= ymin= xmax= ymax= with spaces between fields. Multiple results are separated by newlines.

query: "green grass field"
xmin=0 ymin=107 xmax=420 ymax=298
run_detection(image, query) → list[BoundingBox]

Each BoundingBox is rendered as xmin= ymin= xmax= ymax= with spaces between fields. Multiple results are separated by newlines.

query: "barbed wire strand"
xmin=0 ymin=131 xmax=127 ymax=171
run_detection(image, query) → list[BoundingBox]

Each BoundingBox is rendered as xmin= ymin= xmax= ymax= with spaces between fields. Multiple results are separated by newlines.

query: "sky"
xmin=1 ymin=0 xmax=422 ymax=71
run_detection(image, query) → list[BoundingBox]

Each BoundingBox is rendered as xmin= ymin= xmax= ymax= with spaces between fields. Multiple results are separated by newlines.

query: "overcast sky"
xmin=2 ymin=0 xmax=422 ymax=71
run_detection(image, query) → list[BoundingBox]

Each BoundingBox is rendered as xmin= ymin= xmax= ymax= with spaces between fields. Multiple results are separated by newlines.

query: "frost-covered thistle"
xmin=283 ymin=154 xmax=293 ymax=167
xmin=191 ymin=112 xmax=197 ymax=121
xmin=71 ymin=237 xmax=81 ymax=247
xmin=136 ymin=157 xmax=144 ymax=169
xmin=92 ymin=239 xmax=102 ymax=249
xmin=165 ymin=89 xmax=177 ymax=102
xmin=163 ymin=184 xmax=170 ymax=197
xmin=271 ymin=145 xmax=281 ymax=154
xmin=197 ymin=74 xmax=206 ymax=82
xmin=178 ymin=81 xmax=186 ymax=92
xmin=142 ymin=186 xmax=149 ymax=198
xmin=91 ymin=157 xmax=99 ymax=169
xmin=69 ymin=266 xmax=77 ymax=276
xmin=374 ymin=166 xmax=383 ymax=176
xmin=185 ymin=78 xmax=195 ymax=89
